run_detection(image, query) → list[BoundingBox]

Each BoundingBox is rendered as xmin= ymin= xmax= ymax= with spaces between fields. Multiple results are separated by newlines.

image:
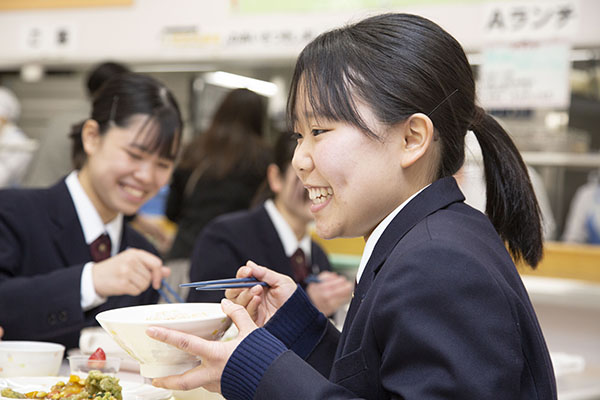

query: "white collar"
xmin=264 ymin=199 xmax=311 ymax=260
xmin=356 ymin=184 xmax=430 ymax=283
xmin=65 ymin=171 xmax=123 ymax=256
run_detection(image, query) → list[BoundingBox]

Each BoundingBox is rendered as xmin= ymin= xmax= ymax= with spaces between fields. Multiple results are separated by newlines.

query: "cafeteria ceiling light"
xmin=203 ymin=71 xmax=278 ymax=97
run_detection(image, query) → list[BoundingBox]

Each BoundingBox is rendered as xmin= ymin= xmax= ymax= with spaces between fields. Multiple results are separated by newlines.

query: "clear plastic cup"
xmin=68 ymin=355 xmax=121 ymax=377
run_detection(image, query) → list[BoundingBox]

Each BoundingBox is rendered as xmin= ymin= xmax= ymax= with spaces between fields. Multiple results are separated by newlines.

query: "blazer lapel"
xmin=341 ymin=177 xmax=465 ymax=334
xmin=47 ymin=180 xmax=90 ymax=266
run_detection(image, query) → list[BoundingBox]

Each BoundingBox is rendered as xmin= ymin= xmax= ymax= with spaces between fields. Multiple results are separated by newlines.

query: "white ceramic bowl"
xmin=0 ymin=341 xmax=65 ymax=377
xmin=96 ymin=303 xmax=232 ymax=378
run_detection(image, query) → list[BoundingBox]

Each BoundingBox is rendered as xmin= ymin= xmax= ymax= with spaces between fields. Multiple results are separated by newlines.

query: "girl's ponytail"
xmin=470 ymin=106 xmax=543 ymax=267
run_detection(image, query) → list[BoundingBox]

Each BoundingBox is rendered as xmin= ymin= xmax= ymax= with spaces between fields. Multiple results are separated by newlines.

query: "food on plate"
xmin=1 ymin=389 xmax=24 ymax=399
xmin=0 ymin=371 xmax=122 ymax=400
xmin=87 ymin=347 xmax=106 ymax=370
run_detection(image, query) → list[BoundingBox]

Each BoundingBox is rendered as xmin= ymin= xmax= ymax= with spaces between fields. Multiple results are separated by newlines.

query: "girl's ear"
xmin=266 ymin=164 xmax=283 ymax=195
xmin=81 ymin=119 xmax=102 ymax=156
xmin=399 ymin=113 xmax=434 ymax=168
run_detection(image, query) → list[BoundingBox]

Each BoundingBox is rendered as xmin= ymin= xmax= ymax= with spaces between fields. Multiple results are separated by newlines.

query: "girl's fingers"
xmin=246 ymin=295 xmax=262 ymax=322
xmin=235 ymin=265 xmax=253 ymax=278
xmin=246 ymin=261 xmax=294 ymax=287
xmin=146 ymin=326 xmax=209 ymax=357
xmin=152 ymin=368 xmax=207 ymax=391
xmin=221 ymin=299 xmax=257 ymax=334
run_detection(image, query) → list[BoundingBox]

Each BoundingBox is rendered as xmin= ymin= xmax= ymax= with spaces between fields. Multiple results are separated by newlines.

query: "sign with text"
xmin=482 ymin=0 xmax=579 ymax=42
xmin=478 ymin=42 xmax=571 ymax=109
xmin=19 ymin=23 xmax=77 ymax=54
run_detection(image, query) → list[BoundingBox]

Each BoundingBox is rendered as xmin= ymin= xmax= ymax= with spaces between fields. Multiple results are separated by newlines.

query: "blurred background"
xmin=0 ymin=0 xmax=598 ymax=236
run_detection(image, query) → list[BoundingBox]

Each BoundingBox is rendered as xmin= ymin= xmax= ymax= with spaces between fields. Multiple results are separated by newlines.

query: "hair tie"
xmin=469 ymin=105 xmax=485 ymax=131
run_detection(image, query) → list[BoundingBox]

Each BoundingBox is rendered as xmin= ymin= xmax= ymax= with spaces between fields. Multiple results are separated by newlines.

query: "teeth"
xmin=123 ymin=186 xmax=144 ymax=198
xmin=307 ymin=187 xmax=333 ymax=204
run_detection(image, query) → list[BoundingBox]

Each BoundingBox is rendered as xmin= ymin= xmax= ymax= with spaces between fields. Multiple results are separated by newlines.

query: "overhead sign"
xmin=482 ymin=0 xmax=579 ymax=42
xmin=478 ymin=42 xmax=571 ymax=109
xmin=478 ymin=1 xmax=577 ymax=109
xmin=19 ymin=23 xmax=78 ymax=54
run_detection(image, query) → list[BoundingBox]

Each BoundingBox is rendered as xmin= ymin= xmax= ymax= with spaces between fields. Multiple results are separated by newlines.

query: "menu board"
xmin=478 ymin=0 xmax=577 ymax=109
xmin=478 ymin=42 xmax=571 ymax=109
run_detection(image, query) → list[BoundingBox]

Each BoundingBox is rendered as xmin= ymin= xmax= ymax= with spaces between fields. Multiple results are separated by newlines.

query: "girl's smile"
xmin=306 ymin=186 xmax=334 ymax=205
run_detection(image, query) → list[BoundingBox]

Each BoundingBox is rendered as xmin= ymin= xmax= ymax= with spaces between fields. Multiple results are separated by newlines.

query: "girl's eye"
xmin=311 ymin=129 xmax=329 ymax=136
xmin=291 ymin=132 xmax=303 ymax=140
xmin=126 ymin=150 xmax=143 ymax=160
xmin=157 ymin=160 xmax=173 ymax=170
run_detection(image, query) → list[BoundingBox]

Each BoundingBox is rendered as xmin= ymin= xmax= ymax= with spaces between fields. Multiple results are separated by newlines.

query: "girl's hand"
xmin=146 ymin=298 xmax=257 ymax=393
xmin=225 ymin=261 xmax=297 ymax=327
xmin=306 ymin=271 xmax=353 ymax=316
xmin=93 ymin=248 xmax=169 ymax=297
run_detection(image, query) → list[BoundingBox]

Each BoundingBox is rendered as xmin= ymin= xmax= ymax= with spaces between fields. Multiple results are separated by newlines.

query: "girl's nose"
xmin=134 ymin=160 xmax=155 ymax=183
xmin=292 ymin=140 xmax=313 ymax=177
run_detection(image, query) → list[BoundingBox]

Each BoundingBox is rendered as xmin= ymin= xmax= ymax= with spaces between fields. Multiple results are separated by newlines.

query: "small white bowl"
xmin=0 ymin=341 xmax=65 ymax=377
xmin=96 ymin=303 xmax=231 ymax=378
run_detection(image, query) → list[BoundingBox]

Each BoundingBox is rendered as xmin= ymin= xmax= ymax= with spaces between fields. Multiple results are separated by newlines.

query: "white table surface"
xmin=58 ymin=359 xmax=224 ymax=400
xmin=523 ymin=276 xmax=600 ymax=400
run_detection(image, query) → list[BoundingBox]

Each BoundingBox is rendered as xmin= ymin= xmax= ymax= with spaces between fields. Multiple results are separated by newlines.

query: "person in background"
xmin=0 ymin=73 xmax=183 ymax=349
xmin=0 ymin=325 xmax=3 ymax=339
xmin=0 ymin=86 xmax=38 ymax=188
xmin=86 ymin=61 xmax=131 ymax=96
xmin=146 ymin=13 xmax=556 ymax=399
xmin=187 ymin=133 xmax=353 ymax=316
xmin=456 ymin=131 xmax=557 ymax=240
xmin=85 ymin=61 xmax=173 ymax=253
xmin=562 ymin=170 xmax=600 ymax=244
xmin=165 ymin=88 xmax=271 ymax=261
xmin=24 ymin=61 xmax=131 ymax=188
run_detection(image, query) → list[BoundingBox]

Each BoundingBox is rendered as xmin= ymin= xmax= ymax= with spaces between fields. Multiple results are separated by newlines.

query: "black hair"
xmin=179 ymin=88 xmax=269 ymax=180
xmin=251 ymin=132 xmax=295 ymax=206
xmin=272 ymin=131 xmax=296 ymax=174
xmin=287 ymin=13 xmax=543 ymax=267
xmin=70 ymin=72 xmax=183 ymax=169
xmin=86 ymin=61 xmax=131 ymax=97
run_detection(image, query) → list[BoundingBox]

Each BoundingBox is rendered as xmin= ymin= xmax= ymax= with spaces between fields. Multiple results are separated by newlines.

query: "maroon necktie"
xmin=90 ymin=234 xmax=111 ymax=262
xmin=291 ymin=248 xmax=308 ymax=284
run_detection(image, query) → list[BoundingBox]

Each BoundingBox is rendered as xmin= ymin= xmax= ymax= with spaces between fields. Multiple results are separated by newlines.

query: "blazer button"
xmin=58 ymin=311 xmax=68 ymax=322
xmin=47 ymin=313 xmax=57 ymax=326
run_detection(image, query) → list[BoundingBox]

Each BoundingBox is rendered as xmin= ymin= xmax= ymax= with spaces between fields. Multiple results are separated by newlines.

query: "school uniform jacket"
xmin=0 ymin=179 xmax=159 ymax=349
xmin=220 ymin=177 xmax=557 ymax=400
xmin=187 ymin=204 xmax=331 ymax=303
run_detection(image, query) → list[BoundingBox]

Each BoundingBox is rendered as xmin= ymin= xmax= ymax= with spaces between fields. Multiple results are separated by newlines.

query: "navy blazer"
xmin=0 ymin=179 xmax=159 ymax=349
xmin=252 ymin=177 xmax=556 ymax=399
xmin=187 ymin=204 xmax=331 ymax=303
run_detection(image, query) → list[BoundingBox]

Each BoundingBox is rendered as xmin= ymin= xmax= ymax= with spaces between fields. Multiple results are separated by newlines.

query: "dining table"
xmin=56 ymin=358 xmax=225 ymax=400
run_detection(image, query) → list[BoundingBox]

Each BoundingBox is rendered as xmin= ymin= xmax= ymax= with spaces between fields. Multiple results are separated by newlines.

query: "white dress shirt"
xmin=264 ymin=199 xmax=312 ymax=263
xmin=356 ymin=185 xmax=429 ymax=283
xmin=65 ymin=171 xmax=123 ymax=311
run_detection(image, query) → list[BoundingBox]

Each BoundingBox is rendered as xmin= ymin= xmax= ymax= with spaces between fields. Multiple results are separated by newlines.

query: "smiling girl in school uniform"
xmin=146 ymin=13 xmax=556 ymax=400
